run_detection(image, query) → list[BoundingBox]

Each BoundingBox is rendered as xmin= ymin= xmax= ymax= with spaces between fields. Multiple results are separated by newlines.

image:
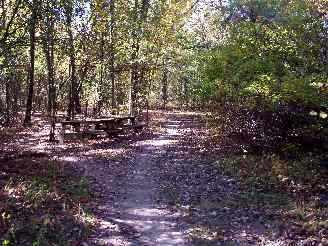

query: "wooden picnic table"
xmin=60 ymin=116 xmax=144 ymax=137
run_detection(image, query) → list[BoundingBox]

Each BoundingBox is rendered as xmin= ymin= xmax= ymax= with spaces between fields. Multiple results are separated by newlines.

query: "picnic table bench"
xmin=60 ymin=116 xmax=145 ymax=137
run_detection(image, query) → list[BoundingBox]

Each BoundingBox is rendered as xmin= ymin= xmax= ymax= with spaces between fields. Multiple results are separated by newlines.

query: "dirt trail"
xmin=84 ymin=119 xmax=193 ymax=246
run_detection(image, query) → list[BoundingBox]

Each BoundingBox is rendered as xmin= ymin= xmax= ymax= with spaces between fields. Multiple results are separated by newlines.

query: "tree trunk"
xmin=110 ymin=0 xmax=116 ymax=109
xmin=110 ymin=58 xmax=116 ymax=109
xmin=77 ymin=59 xmax=89 ymax=115
xmin=128 ymin=0 xmax=150 ymax=117
xmin=161 ymin=60 xmax=168 ymax=109
xmin=24 ymin=5 xmax=37 ymax=126
xmin=98 ymin=34 xmax=105 ymax=115
xmin=128 ymin=42 xmax=139 ymax=117
xmin=128 ymin=0 xmax=139 ymax=117
xmin=43 ymin=23 xmax=55 ymax=115
xmin=5 ymin=77 xmax=10 ymax=125
xmin=12 ymin=74 xmax=18 ymax=117
xmin=65 ymin=4 xmax=78 ymax=119
xmin=182 ymin=76 xmax=188 ymax=105
xmin=43 ymin=2 xmax=56 ymax=141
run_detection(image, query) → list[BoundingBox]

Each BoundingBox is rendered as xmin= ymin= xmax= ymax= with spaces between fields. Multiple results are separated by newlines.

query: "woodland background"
xmin=1 ymin=0 xmax=328 ymax=245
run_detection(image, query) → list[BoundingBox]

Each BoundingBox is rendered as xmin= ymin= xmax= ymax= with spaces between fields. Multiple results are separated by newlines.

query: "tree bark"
xmin=128 ymin=42 xmax=140 ymax=117
xmin=43 ymin=16 xmax=55 ymax=115
xmin=128 ymin=0 xmax=139 ymax=117
xmin=98 ymin=34 xmax=105 ymax=115
xmin=161 ymin=61 xmax=168 ymax=109
xmin=24 ymin=3 xmax=37 ymax=126
xmin=12 ymin=73 xmax=18 ymax=117
xmin=5 ymin=77 xmax=10 ymax=125
xmin=128 ymin=0 xmax=150 ymax=117
xmin=110 ymin=0 xmax=116 ymax=109
xmin=65 ymin=2 xmax=78 ymax=119
xmin=42 ymin=1 xmax=56 ymax=141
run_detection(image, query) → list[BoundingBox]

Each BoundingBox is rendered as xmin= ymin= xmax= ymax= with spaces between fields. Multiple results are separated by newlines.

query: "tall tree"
xmin=24 ymin=0 xmax=39 ymax=126
xmin=161 ymin=59 xmax=168 ymax=109
xmin=64 ymin=0 xmax=79 ymax=119
xmin=128 ymin=0 xmax=150 ymax=117
xmin=42 ymin=0 xmax=56 ymax=114
xmin=41 ymin=0 xmax=57 ymax=140
xmin=109 ymin=0 xmax=117 ymax=109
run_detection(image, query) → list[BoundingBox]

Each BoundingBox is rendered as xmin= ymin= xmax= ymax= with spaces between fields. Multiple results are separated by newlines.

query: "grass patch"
xmin=0 ymin=154 xmax=95 ymax=245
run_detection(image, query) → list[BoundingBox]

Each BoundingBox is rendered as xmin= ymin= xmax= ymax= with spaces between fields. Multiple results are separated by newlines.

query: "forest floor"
xmin=0 ymin=110 xmax=327 ymax=245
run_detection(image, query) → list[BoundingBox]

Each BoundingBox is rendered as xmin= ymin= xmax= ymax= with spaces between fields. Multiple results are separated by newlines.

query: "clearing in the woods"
xmin=1 ymin=110 xmax=327 ymax=246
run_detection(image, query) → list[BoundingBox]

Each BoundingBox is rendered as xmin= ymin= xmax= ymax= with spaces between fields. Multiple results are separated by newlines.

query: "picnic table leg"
xmin=104 ymin=122 xmax=111 ymax=130
xmin=60 ymin=123 xmax=65 ymax=141
xmin=129 ymin=117 xmax=135 ymax=126
xmin=104 ymin=121 xmax=123 ymax=136
xmin=73 ymin=123 xmax=81 ymax=133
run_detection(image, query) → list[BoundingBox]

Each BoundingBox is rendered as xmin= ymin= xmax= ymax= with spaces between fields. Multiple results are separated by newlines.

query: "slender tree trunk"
xmin=0 ymin=76 xmax=4 ymax=115
xmin=128 ymin=0 xmax=138 ymax=117
xmin=128 ymin=0 xmax=149 ymax=117
xmin=12 ymin=74 xmax=18 ymax=117
xmin=110 ymin=0 xmax=116 ymax=109
xmin=43 ymin=4 xmax=56 ymax=141
xmin=128 ymin=42 xmax=139 ymax=117
xmin=110 ymin=57 xmax=116 ymax=109
xmin=5 ymin=77 xmax=10 ymax=125
xmin=66 ymin=6 xmax=78 ymax=119
xmin=24 ymin=6 xmax=37 ymax=126
xmin=98 ymin=34 xmax=105 ymax=115
xmin=44 ymin=26 xmax=55 ymax=114
xmin=161 ymin=65 xmax=168 ymax=110
xmin=76 ymin=59 xmax=89 ymax=115
xmin=47 ymin=52 xmax=55 ymax=115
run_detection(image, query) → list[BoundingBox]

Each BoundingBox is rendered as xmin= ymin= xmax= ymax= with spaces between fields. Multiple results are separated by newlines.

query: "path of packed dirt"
xmin=83 ymin=134 xmax=193 ymax=245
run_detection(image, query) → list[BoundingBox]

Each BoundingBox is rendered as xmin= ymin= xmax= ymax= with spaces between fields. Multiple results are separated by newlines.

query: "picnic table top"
xmin=61 ymin=116 xmax=135 ymax=124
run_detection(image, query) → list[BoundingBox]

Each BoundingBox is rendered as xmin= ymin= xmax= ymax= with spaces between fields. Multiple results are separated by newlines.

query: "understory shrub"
xmin=0 ymin=155 xmax=94 ymax=245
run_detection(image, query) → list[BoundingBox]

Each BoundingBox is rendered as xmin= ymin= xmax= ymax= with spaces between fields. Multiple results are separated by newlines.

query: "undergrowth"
xmin=215 ymin=154 xmax=328 ymax=240
xmin=217 ymin=154 xmax=326 ymax=193
xmin=0 ymin=155 xmax=95 ymax=245
xmin=204 ymin=106 xmax=328 ymax=241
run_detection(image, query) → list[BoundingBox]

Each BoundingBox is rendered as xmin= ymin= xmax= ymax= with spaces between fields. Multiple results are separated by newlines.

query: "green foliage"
xmin=193 ymin=0 xmax=328 ymax=110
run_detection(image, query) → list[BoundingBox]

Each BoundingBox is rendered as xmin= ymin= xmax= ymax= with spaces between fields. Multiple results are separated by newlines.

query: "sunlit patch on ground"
xmin=96 ymin=237 xmax=131 ymax=246
xmin=186 ymin=226 xmax=218 ymax=242
xmin=132 ymin=139 xmax=178 ymax=147
xmin=83 ymin=147 xmax=127 ymax=158
xmin=149 ymin=109 xmax=211 ymax=117
xmin=111 ymin=206 xmax=187 ymax=245
xmin=58 ymin=156 xmax=79 ymax=162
